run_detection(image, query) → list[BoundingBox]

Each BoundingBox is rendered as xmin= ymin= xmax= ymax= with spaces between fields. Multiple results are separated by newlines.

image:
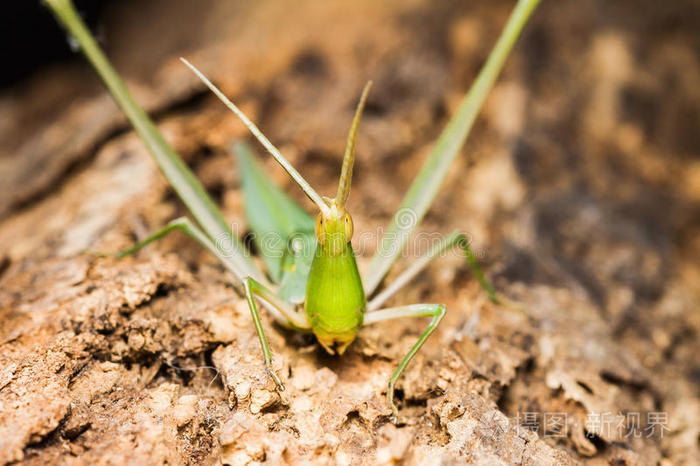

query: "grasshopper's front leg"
xmin=115 ymin=217 xmax=312 ymax=388
xmin=362 ymin=304 xmax=446 ymax=420
xmin=242 ymin=277 xmax=311 ymax=390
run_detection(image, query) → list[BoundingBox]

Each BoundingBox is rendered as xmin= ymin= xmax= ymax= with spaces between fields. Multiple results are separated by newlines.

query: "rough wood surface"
xmin=1 ymin=0 xmax=698 ymax=464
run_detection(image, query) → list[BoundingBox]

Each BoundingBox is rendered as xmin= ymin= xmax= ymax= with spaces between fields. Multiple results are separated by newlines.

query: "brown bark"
xmin=1 ymin=1 xmax=698 ymax=464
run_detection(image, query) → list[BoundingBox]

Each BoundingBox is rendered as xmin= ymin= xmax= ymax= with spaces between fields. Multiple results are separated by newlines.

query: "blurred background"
xmin=0 ymin=0 xmax=698 ymax=464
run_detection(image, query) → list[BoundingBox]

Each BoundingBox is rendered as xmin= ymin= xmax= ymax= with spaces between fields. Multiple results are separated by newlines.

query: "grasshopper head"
xmin=315 ymin=200 xmax=354 ymax=256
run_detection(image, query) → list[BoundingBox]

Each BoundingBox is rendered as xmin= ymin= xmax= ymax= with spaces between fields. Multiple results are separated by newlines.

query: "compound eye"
xmin=344 ymin=213 xmax=354 ymax=241
xmin=315 ymin=215 xmax=325 ymax=245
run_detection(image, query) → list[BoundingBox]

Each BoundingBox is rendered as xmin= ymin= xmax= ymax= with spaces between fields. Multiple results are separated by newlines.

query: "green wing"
xmin=277 ymin=231 xmax=316 ymax=304
xmin=234 ymin=142 xmax=315 ymax=297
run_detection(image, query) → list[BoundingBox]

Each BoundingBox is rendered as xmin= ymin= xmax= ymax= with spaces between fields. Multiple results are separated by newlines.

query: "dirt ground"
xmin=1 ymin=0 xmax=699 ymax=464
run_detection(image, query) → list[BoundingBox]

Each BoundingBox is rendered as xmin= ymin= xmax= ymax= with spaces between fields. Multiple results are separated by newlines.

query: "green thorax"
xmin=305 ymin=205 xmax=365 ymax=354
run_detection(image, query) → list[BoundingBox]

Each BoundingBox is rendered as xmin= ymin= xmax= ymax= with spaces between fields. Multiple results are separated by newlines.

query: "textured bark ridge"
xmin=1 ymin=0 xmax=698 ymax=464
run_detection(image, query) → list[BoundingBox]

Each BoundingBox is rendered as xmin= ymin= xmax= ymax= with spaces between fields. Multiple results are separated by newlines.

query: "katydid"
xmin=44 ymin=0 xmax=541 ymax=419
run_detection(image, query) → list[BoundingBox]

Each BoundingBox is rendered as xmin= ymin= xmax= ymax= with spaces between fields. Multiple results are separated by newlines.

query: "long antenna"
xmin=181 ymin=58 xmax=330 ymax=216
xmin=335 ymin=81 xmax=372 ymax=209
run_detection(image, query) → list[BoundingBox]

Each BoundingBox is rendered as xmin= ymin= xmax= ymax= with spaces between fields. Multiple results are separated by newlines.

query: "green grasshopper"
xmin=45 ymin=0 xmax=540 ymax=418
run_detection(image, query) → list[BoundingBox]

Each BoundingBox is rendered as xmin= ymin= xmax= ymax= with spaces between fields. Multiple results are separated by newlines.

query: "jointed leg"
xmin=116 ymin=217 xmax=310 ymax=389
xmin=116 ymin=217 xmax=203 ymax=257
xmin=115 ymin=216 xmax=254 ymax=285
xmin=367 ymin=230 xmax=496 ymax=311
xmin=363 ymin=303 xmax=446 ymax=419
xmin=242 ymin=276 xmax=312 ymax=390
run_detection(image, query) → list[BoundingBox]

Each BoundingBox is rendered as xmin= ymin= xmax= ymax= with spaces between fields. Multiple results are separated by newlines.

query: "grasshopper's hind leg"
xmin=367 ymin=230 xmax=496 ymax=311
xmin=362 ymin=304 xmax=446 ymax=420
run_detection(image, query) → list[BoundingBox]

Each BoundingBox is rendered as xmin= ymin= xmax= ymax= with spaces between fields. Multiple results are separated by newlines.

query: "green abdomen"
xmin=305 ymin=244 xmax=366 ymax=354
